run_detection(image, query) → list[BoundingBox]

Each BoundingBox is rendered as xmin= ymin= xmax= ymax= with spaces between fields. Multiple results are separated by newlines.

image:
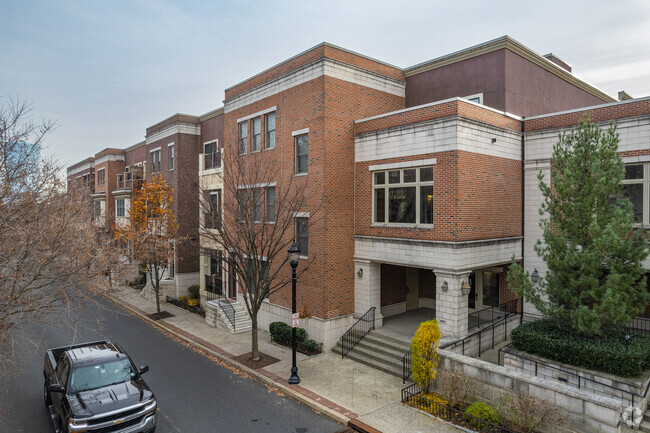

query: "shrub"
xmin=410 ymin=320 xmax=442 ymax=393
xmin=188 ymin=285 xmax=200 ymax=300
xmin=269 ymin=322 xmax=306 ymax=346
xmin=179 ymin=296 xmax=189 ymax=303
xmin=499 ymin=391 xmax=562 ymax=433
xmin=465 ymin=402 xmax=500 ymax=430
xmin=187 ymin=298 xmax=200 ymax=307
xmin=302 ymin=339 xmax=317 ymax=352
xmin=436 ymin=366 xmax=476 ymax=408
xmin=511 ymin=319 xmax=650 ymax=376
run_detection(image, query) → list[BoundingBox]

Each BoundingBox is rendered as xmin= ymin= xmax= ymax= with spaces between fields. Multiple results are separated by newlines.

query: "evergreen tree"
xmin=510 ymin=119 xmax=648 ymax=336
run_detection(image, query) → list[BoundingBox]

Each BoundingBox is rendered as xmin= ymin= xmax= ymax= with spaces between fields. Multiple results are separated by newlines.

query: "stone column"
xmin=354 ymin=259 xmax=383 ymax=327
xmin=434 ymin=270 xmax=471 ymax=339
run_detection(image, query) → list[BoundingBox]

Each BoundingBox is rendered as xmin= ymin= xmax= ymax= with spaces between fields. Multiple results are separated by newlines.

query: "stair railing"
xmin=218 ymin=297 xmax=236 ymax=331
xmin=402 ymin=349 xmax=412 ymax=383
xmin=340 ymin=307 xmax=375 ymax=359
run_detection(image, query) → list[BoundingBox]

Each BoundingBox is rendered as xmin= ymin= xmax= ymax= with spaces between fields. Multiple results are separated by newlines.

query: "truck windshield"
xmin=68 ymin=359 xmax=136 ymax=393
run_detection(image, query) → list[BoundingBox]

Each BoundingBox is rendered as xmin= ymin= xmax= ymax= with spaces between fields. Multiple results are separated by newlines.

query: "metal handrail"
xmin=340 ymin=307 xmax=375 ymax=359
xmin=218 ymin=297 xmax=236 ymax=330
xmin=402 ymin=349 xmax=412 ymax=383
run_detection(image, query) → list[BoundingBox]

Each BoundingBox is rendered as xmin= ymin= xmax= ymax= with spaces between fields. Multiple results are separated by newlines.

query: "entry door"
xmin=227 ymin=259 xmax=237 ymax=299
xmin=406 ymin=268 xmax=419 ymax=310
xmin=467 ymin=273 xmax=477 ymax=310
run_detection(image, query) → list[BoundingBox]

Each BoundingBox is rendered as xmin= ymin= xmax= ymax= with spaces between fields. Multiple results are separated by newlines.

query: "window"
xmin=239 ymin=121 xmax=248 ymax=154
xmin=96 ymin=168 xmax=105 ymax=186
xmin=150 ymin=149 xmax=161 ymax=173
xmin=373 ymin=166 xmax=434 ymax=225
xmin=464 ymin=93 xmax=483 ymax=104
xmin=204 ymin=140 xmax=220 ymax=169
xmin=238 ymin=190 xmax=248 ymax=221
xmin=266 ymin=187 xmax=276 ymax=222
xmin=205 ymin=190 xmax=221 ymax=229
xmin=252 ymin=189 xmax=262 ymax=222
xmin=621 ymin=163 xmax=650 ymax=225
xmin=204 ymin=250 xmax=223 ymax=295
xmin=295 ymin=217 xmax=309 ymax=257
xmin=265 ymin=112 xmax=276 ymax=149
xmin=246 ymin=258 xmax=269 ymax=294
xmin=168 ymin=145 xmax=174 ymax=170
xmin=116 ymin=199 xmax=125 ymax=217
xmin=295 ymin=134 xmax=308 ymax=174
xmin=94 ymin=201 xmax=102 ymax=219
xmin=252 ymin=117 xmax=261 ymax=152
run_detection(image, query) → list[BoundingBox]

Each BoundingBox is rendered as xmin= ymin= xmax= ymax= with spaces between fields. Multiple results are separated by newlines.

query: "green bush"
xmin=511 ymin=319 xmax=650 ymax=376
xmin=302 ymin=339 xmax=317 ymax=352
xmin=188 ymin=285 xmax=200 ymax=300
xmin=269 ymin=322 xmax=306 ymax=346
xmin=465 ymin=402 xmax=500 ymax=430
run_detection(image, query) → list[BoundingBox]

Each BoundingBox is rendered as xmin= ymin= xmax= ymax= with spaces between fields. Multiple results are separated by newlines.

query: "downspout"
xmin=520 ymin=117 xmax=525 ymax=325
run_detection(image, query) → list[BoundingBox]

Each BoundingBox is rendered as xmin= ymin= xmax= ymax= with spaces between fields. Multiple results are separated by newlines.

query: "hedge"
xmin=269 ymin=321 xmax=306 ymax=346
xmin=511 ymin=319 xmax=650 ymax=376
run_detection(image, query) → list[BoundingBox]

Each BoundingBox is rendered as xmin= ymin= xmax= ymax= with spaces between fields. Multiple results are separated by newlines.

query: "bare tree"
xmin=0 ymin=97 xmax=114 ymax=375
xmin=199 ymin=149 xmax=320 ymax=362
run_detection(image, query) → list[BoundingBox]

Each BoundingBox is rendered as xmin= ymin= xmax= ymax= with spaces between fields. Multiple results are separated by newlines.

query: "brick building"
xmin=67 ymin=35 xmax=649 ymax=347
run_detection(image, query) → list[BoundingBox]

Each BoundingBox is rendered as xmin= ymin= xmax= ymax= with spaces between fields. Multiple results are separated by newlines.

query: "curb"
xmin=103 ymin=293 xmax=353 ymax=427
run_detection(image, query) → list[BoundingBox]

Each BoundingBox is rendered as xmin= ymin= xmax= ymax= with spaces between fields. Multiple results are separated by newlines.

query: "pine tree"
xmin=510 ymin=119 xmax=648 ymax=336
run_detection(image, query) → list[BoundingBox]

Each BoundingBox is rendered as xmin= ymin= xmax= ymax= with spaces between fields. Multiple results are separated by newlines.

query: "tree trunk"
xmin=153 ymin=267 xmax=161 ymax=314
xmin=251 ymin=313 xmax=259 ymax=361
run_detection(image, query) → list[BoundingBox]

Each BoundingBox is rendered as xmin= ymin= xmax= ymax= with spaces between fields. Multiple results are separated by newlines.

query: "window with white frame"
xmin=252 ymin=117 xmax=261 ymax=152
xmin=252 ymin=189 xmax=262 ymax=222
xmin=266 ymin=187 xmax=276 ymax=222
xmin=168 ymin=145 xmax=174 ymax=170
xmin=116 ymin=199 xmax=126 ymax=217
xmin=295 ymin=217 xmax=309 ymax=257
xmin=150 ymin=149 xmax=161 ymax=173
xmin=96 ymin=168 xmax=105 ymax=186
xmin=373 ymin=166 xmax=434 ymax=225
xmin=205 ymin=190 xmax=221 ymax=229
xmin=464 ymin=93 xmax=483 ymax=104
xmin=203 ymin=140 xmax=220 ymax=170
xmin=295 ymin=134 xmax=308 ymax=174
xmin=265 ymin=112 xmax=275 ymax=149
xmin=94 ymin=201 xmax=102 ymax=219
xmin=621 ymin=163 xmax=650 ymax=225
xmin=239 ymin=121 xmax=248 ymax=154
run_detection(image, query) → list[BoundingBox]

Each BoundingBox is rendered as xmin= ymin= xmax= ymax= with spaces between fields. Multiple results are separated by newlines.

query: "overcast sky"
xmin=2 ymin=0 xmax=649 ymax=167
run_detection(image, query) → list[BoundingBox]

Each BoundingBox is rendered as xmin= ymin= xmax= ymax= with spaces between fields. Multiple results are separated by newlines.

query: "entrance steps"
xmin=640 ymin=407 xmax=650 ymax=433
xmin=332 ymin=330 xmax=411 ymax=379
xmin=207 ymin=299 xmax=252 ymax=333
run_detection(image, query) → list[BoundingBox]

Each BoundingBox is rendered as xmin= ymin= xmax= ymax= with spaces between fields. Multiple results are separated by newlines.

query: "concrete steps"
xmin=332 ymin=330 xmax=411 ymax=379
xmin=640 ymin=408 xmax=650 ymax=432
xmin=208 ymin=299 xmax=252 ymax=333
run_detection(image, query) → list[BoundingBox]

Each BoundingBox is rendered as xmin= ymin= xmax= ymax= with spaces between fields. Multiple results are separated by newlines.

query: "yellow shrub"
xmin=179 ymin=296 xmax=189 ymax=303
xmin=410 ymin=319 xmax=442 ymax=393
xmin=187 ymin=298 xmax=200 ymax=307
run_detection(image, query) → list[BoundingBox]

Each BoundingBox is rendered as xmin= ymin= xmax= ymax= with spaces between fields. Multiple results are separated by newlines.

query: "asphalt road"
xmin=0 ymin=296 xmax=343 ymax=433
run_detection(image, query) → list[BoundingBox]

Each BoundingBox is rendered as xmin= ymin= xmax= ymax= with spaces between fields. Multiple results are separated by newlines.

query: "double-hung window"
xmin=204 ymin=140 xmax=220 ymax=169
xmin=116 ymin=199 xmax=125 ymax=217
xmin=373 ymin=166 xmax=434 ymax=225
xmin=252 ymin=117 xmax=261 ymax=152
xmin=621 ymin=163 xmax=650 ymax=225
xmin=252 ymin=189 xmax=262 ymax=222
xmin=205 ymin=190 xmax=221 ymax=229
xmin=266 ymin=187 xmax=276 ymax=222
xmin=168 ymin=145 xmax=174 ymax=170
xmin=265 ymin=113 xmax=276 ymax=149
xmin=150 ymin=149 xmax=161 ymax=173
xmin=295 ymin=217 xmax=309 ymax=257
xmin=239 ymin=122 xmax=248 ymax=154
xmin=96 ymin=168 xmax=105 ymax=186
xmin=295 ymin=134 xmax=308 ymax=174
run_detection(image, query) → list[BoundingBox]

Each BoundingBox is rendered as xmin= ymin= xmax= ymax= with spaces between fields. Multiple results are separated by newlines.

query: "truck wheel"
xmin=44 ymin=381 xmax=51 ymax=407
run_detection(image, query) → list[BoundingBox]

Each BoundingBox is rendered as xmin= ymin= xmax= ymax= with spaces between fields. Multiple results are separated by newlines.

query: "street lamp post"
xmin=288 ymin=242 xmax=301 ymax=385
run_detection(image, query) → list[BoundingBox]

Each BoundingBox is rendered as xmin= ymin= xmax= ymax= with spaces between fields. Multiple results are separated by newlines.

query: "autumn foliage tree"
xmin=115 ymin=175 xmax=178 ymax=314
xmin=411 ymin=319 xmax=442 ymax=393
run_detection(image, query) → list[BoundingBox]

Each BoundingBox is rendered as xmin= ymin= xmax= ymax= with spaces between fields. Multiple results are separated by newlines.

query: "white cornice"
xmin=67 ymin=162 xmax=94 ymax=176
xmin=146 ymin=124 xmax=200 ymax=144
xmin=95 ymin=154 xmax=124 ymax=165
xmin=224 ymin=58 xmax=405 ymax=113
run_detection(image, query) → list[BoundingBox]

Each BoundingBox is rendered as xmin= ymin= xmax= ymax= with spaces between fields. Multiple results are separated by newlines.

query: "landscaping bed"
xmin=166 ymin=295 xmax=205 ymax=317
xmin=269 ymin=321 xmax=322 ymax=356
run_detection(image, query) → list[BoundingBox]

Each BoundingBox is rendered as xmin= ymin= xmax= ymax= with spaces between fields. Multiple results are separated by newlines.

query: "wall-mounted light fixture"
xmin=357 ymin=268 xmax=363 ymax=278
xmin=491 ymin=138 xmax=497 ymax=143
xmin=461 ymin=280 xmax=471 ymax=296
xmin=441 ymin=281 xmax=448 ymax=292
xmin=531 ymin=268 xmax=539 ymax=284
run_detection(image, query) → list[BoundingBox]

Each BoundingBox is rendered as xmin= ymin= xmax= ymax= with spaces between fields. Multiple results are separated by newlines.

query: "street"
xmin=0 ymin=296 xmax=343 ymax=433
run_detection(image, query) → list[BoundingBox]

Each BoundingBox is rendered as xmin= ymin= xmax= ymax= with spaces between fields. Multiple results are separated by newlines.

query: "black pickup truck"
xmin=43 ymin=340 xmax=157 ymax=433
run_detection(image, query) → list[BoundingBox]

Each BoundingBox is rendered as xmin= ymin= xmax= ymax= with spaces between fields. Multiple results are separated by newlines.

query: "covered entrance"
xmin=379 ymin=264 xmax=436 ymax=318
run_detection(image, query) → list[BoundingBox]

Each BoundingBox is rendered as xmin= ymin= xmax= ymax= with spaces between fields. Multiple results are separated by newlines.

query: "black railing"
xmin=205 ymin=275 xmax=223 ymax=301
xmin=340 ymin=307 xmax=375 ymax=359
xmin=469 ymin=298 xmax=520 ymax=330
xmin=628 ymin=316 xmax=650 ymax=335
xmin=203 ymin=152 xmax=221 ymax=170
xmin=402 ymin=349 xmax=412 ymax=383
xmin=498 ymin=345 xmax=650 ymax=409
xmin=401 ymin=383 xmax=517 ymax=433
xmin=218 ymin=297 xmax=236 ymax=330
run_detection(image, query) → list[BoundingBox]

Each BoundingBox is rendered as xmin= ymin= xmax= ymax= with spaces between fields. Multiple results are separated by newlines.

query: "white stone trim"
xmin=224 ymin=58 xmax=405 ymax=113
xmin=168 ymin=142 xmax=174 ymax=147
xmin=149 ymin=147 xmax=161 ymax=153
xmin=293 ymin=212 xmax=310 ymax=218
xmin=526 ymin=96 xmax=650 ymax=121
xmin=237 ymin=106 xmax=277 ymax=123
xmin=237 ymin=181 xmax=276 ymax=189
xmin=67 ymin=163 xmax=94 ymax=176
xmin=368 ymin=158 xmax=437 ymax=171
xmin=94 ymin=154 xmax=124 ymax=165
xmin=292 ymin=128 xmax=309 ymax=136
xmin=146 ymin=123 xmax=200 ymax=144
xmin=623 ymin=155 xmax=650 ymax=164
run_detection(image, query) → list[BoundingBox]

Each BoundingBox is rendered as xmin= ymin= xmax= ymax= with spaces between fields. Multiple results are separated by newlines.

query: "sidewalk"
xmin=105 ymin=286 xmax=463 ymax=433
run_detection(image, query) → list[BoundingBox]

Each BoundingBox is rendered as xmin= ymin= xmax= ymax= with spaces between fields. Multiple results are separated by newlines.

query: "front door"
xmin=227 ymin=259 xmax=237 ymax=299
xmin=467 ymin=273 xmax=477 ymax=310
xmin=406 ymin=267 xmax=419 ymax=310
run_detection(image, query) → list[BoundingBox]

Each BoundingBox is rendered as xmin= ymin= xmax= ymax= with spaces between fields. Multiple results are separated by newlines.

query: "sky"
xmin=2 ymin=0 xmax=649 ymax=168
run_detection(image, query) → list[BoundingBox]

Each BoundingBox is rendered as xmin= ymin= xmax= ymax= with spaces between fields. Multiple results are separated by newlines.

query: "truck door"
xmin=52 ymin=357 xmax=70 ymax=419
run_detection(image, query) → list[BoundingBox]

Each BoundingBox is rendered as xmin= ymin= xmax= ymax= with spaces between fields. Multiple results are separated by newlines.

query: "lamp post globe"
xmin=288 ymin=242 xmax=301 ymax=385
